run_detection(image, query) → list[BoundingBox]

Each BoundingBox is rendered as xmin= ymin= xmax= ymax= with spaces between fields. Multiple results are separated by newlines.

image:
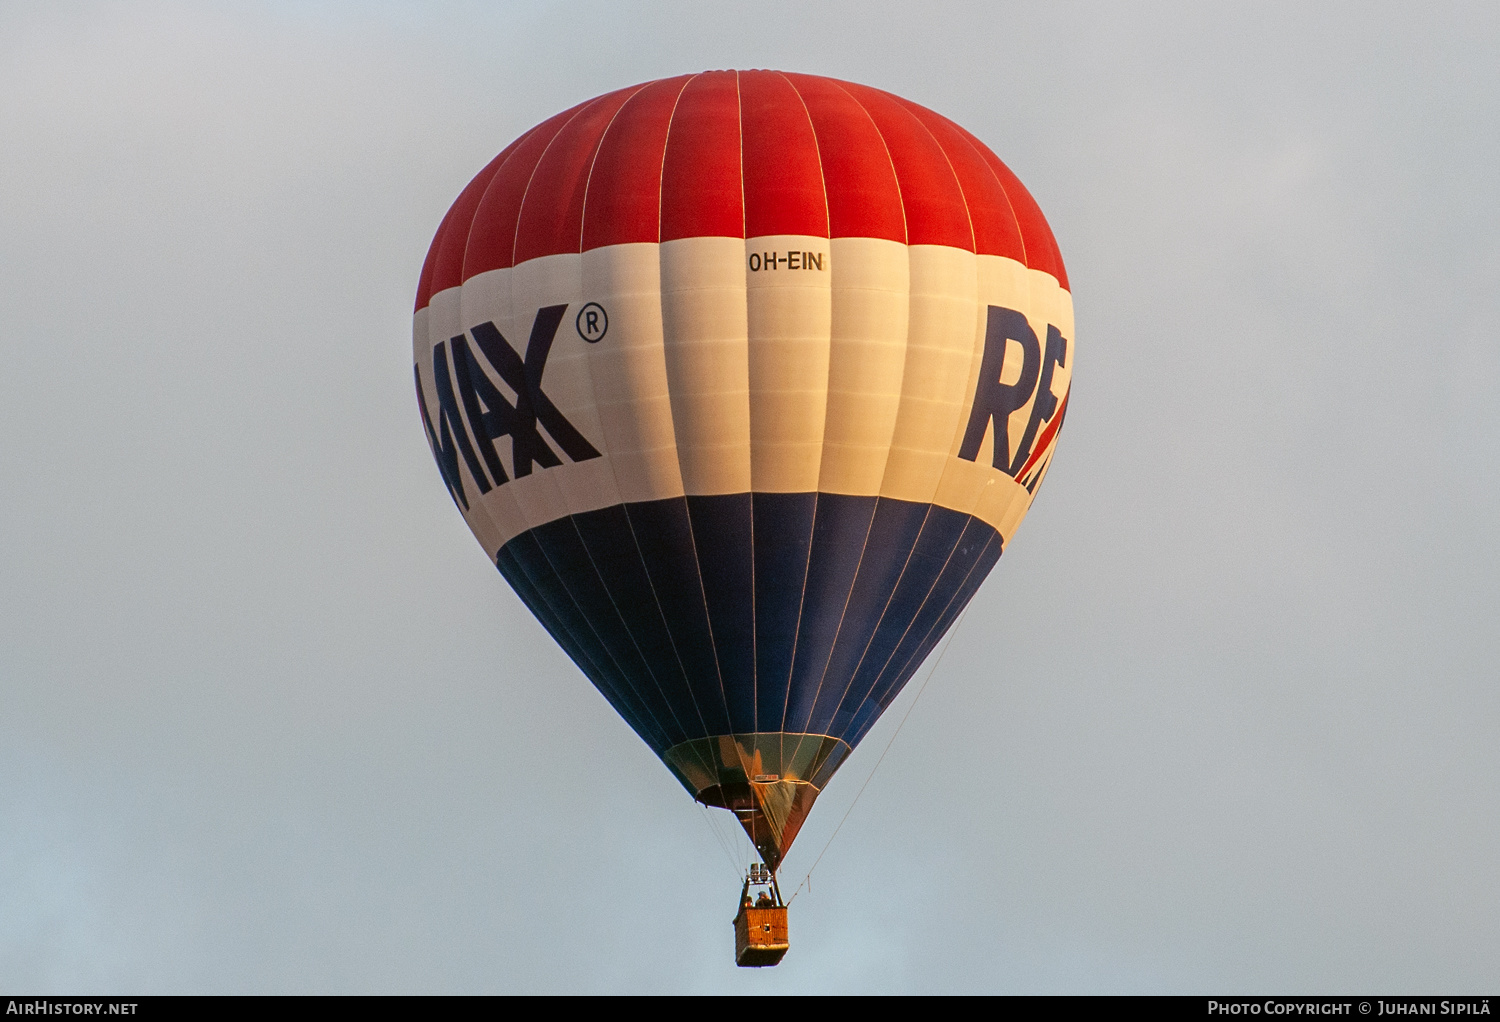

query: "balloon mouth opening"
xmin=662 ymin=732 xmax=852 ymax=793
xmin=662 ymin=732 xmax=852 ymax=867
xmin=698 ymin=782 xmax=821 ymax=872
xmin=696 ymin=781 xmax=763 ymax=811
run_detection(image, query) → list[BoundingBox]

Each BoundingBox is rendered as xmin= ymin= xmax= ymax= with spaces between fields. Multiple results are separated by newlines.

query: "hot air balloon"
xmin=413 ymin=71 xmax=1072 ymax=966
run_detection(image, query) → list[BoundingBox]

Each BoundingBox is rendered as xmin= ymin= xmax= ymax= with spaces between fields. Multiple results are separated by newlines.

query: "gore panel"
xmin=739 ymin=70 xmax=829 ymax=239
xmin=685 ymin=493 xmax=756 ymax=733
xmin=500 ymin=532 xmax=669 ymax=752
xmin=496 ymin=545 xmax=596 ymax=679
xmin=565 ymin=502 xmax=715 ymax=746
xmin=415 ymin=203 xmax=455 ymax=313
xmin=800 ymin=497 xmax=930 ymax=735
xmin=513 ymin=87 xmax=641 ymax=264
xmin=751 ymin=492 xmax=818 ymax=732
xmin=867 ymin=524 xmax=1001 ymax=713
xmin=782 ymin=493 xmax=879 ymax=734
xmin=781 ymin=74 xmax=906 ymax=243
xmin=528 ymin=516 xmax=690 ymax=748
xmin=845 ymin=528 xmax=1001 ymax=747
xmin=837 ymin=82 xmax=973 ymax=250
xmin=659 ymin=72 xmax=744 ymax=241
xmin=462 ymin=107 xmax=581 ymax=278
xmin=424 ymin=126 xmax=541 ymax=301
xmin=495 ymin=495 xmax=1003 ymax=788
xmin=827 ymin=504 xmax=973 ymax=736
xmin=955 ymin=122 xmax=1070 ymax=289
xmin=865 ymin=516 xmax=999 ymax=705
xmin=895 ymin=99 xmax=1026 ymax=262
xmin=422 ymin=72 xmax=1070 ymax=305
xmin=580 ymin=76 xmax=691 ymax=250
xmin=621 ymin=498 xmax=734 ymax=736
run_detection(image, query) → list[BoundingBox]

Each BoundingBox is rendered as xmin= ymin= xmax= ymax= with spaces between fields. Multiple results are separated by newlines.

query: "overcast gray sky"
xmin=2 ymin=0 xmax=1498 ymax=994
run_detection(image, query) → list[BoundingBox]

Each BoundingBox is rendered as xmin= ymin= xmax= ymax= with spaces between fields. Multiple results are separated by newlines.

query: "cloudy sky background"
xmin=2 ymin=0 xmax=1498 ymax=993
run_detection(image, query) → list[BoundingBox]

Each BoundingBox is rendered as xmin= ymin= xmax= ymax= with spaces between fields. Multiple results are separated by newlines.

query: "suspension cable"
xmin=784 ymin=604 xmax=972 ymax=906
xmin=697 ymin=802 xmax=745 ymax=878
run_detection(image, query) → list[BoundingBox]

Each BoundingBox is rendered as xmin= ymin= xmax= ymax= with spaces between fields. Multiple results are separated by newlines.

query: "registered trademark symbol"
xmin=576 ymin=302 xmax=608 ymax=343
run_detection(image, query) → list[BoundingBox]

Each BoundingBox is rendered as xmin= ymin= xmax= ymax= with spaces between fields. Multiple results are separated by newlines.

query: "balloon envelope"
xmin=413 ymin=72 xmax=1073 ymax=868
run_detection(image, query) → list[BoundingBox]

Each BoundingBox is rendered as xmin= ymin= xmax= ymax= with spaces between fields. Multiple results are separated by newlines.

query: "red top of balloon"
xmin=416 ymin=70 xmax=1067 ymax=312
